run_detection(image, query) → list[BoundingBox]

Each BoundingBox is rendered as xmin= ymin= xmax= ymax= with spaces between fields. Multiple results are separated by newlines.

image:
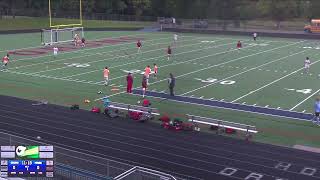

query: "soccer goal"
xmin=41 ymin=27 xmax=84 ymax=46
xmin=41 ymin=0 xmax=84 ymax=45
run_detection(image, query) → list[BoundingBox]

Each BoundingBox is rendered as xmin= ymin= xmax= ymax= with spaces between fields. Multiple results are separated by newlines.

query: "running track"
xmin=0 ymin=95 xmax=319 ymax=180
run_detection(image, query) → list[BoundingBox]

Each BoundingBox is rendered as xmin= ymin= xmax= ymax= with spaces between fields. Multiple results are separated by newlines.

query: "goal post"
xmin=41 ymin=27 xmax=84 ymax=46
xmin=48 ymin=0 xmax=83 ymax=28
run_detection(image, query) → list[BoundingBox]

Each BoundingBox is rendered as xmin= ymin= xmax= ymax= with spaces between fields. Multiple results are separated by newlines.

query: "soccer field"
xmin=1 ymin=31 xmax=320 ymax=147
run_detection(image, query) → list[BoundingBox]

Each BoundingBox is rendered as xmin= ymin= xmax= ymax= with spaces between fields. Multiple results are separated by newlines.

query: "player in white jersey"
xmin=53 ymin=47 xmax=59 ymax=59
xmin=253 ymin=33 xmax=257 ymax=41
xmin=304 ymin=57 xmax=311 ymax=74
xmin=174 ymin=34 xmax=178 ymax=43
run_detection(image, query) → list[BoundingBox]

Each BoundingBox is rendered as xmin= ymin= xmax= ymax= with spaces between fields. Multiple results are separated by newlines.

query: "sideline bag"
xmin=70 ymin=104 xmax=79 ymax=110
xmin=91 ymin=107 xmax=101 ymax=113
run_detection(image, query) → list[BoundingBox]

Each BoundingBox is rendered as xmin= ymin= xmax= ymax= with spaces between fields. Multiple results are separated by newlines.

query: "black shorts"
xmin=315 ymin=112 xmax=319 ymax=117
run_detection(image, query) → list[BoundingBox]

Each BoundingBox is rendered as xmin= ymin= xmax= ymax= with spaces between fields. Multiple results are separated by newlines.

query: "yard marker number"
xmin=195 ymin=78 xmax=236 ymax=85
xmin=64 ymin=63 xmax=90 ymax=68
xmin=285 ymin=88 xmax=312 ymax=94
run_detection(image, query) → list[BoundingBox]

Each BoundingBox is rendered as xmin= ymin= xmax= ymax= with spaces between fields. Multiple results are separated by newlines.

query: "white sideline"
xmin=180 ymin=48 xmax=308 ymax=96
xmin=63 ymin=38 xmax=258 ymax=78
xmin=10 ymin=35 xmax=180 ymax=69
xmin=96 ymin=40 xmax=303 ymax=101
xmin=290 ymin=88 xmax=320 ymax=111
xmin=231 ymin=55 xmax=320 ymax=103
xmin=9 ymin=33 xmax=156 ymax=62
xmin=26 ymin=35 xmax=223 ymax=75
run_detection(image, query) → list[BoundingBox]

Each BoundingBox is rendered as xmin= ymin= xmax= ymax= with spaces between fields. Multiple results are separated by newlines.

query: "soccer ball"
xmin=137 ymin=101 xmax=140 ymax=104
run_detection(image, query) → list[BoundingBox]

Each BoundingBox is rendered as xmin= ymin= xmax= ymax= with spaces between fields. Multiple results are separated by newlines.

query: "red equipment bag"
xmin=129 ymin=111 xmax=143 ymax=121
xmin=91 ymin=107 xmax=101 ymax=113
xmin=225 ymin=128 xmax=236 ymax=134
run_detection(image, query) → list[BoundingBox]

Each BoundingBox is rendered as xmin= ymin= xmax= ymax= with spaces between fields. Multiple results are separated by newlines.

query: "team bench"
xmin=106 ymin=102 xmax=160 ymax=122
xmin=186 ymin=114 xmax=258 ymax=140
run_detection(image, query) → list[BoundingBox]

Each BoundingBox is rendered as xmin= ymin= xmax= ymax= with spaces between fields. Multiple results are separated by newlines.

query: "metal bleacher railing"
xmin=0 ymin=131 xmax=182 ymax=180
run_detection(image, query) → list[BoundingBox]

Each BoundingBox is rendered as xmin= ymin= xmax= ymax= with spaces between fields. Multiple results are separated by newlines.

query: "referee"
xmin=168 ymin=73 xmax=175 ymax=96
xmin=313 ymin=98 xmax=320 ymax=125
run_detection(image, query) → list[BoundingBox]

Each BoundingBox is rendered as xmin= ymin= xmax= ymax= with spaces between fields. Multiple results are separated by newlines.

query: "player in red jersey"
xmin=167 ymin=46 xmax=172 ymax=60
xmin=2 ymin=54 xmax=9 ymax=69
xmin=137 ymin=40 xmax=142 ymax=53
xmin=237 ymin=41 xmax=242 ymax=49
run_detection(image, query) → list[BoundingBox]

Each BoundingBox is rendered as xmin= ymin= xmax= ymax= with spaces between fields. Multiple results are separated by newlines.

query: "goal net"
xmin=41 ymin=27 xmax=84 ymax=46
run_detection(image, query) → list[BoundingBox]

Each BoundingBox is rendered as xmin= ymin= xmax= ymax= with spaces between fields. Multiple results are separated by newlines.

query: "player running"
xmin=304 ymin=57 xmax=311 ymax=74
xmin=142 ymin=75 xmax=148 ymax=98
xmin=173 ymin=34 xmax=178 ymax=44
xmin=103 ymin=66 xmax=110 ymax=86
xmin=153 ymin=63 xmax=158 ymax=79
xmin=137 ymin=40 xmax=142 ymax=53
xmin=253 ymin=32 xmax=257 ymax=41
xmin=144 ymin=65 xmax=151 ymax=85
xmin=53 ymin=47 xmax=59 ymax=59
xmin=167 ymin=46 xmax=172 ymax=60
xmin=2 ymin=54 xmax=9 ymax=69
xmin=237 ymin=41 xmax=242 ymax=49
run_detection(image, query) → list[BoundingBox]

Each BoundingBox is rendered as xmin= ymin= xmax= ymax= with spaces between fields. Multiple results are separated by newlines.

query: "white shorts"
xmin=54 ymin=52 xmax=58 ymax=56
xmin=174 ymin=37 xmax=177 ymax=41
xmin=145 ymin=75 xmax=149 ymax=79
xmin=305 ymin=65 xmax=310 ymax=69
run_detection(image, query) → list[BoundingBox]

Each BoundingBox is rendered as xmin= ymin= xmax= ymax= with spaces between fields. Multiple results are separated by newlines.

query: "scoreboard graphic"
xmin=0 ymin=145 xmax=54 ymax=178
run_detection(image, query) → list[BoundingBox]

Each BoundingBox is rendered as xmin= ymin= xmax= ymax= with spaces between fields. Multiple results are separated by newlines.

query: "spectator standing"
xmin=126 ymin=73 xmax=133 ymax=93
xmin=313 ymin=98 xmax=320 ymax=125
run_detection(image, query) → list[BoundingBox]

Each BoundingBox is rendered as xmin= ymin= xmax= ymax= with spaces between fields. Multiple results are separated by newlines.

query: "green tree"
xmin=130 ymin=0 xmax=151 ymax=16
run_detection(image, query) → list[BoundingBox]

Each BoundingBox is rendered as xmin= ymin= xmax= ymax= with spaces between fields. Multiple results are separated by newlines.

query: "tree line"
xmin=1 ymin=0 xmax=320 ymax=21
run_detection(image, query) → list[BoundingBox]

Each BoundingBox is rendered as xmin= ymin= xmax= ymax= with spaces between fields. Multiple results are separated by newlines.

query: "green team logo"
xmin=16 ymin=146 xmax=39 ymax=159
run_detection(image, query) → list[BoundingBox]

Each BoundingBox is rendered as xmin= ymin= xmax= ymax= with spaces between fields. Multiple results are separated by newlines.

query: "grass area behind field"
xmin=0 ymin=17 xmax=153 ymax=31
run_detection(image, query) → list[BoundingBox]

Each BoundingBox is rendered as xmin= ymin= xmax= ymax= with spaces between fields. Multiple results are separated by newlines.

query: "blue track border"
xmin=132 ymin=90 xmax=313 ymax=121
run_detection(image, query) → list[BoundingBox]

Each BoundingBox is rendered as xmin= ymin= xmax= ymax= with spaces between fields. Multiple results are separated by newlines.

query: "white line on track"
xmin=180 ymin=45 xmax=307 ymax=96
xmin=232 ymin=54 xmax=320 ymax=103
xmin=290 ymin=88 xmax=320 ymax=111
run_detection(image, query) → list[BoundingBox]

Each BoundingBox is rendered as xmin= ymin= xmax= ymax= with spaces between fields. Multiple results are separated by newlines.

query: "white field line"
xmin=10 ymin=35 xmax=190 ymax=69
xmin=13 ymin=34 xmax=209 ymax=63
xmin=1 ymin=33 xmax=166 ymax=54
xmin=62 ymin=38 xmax=252 ymax=79
xmin=26 ymin=35 xmax=223 ymax=75
xmin=2 ymin=39 xmax=271 ymax=88
xmin=231 ymin=56 xmax=320 ymax=103
xmin=180 ymin=49 xmax=308 ymax=96
xmin=96 ymin=42 xmax=262 ymax=84
xmin=1 ymin=70 xmax=101 ymax=85
xmin=290 ymin=88 xmax=320 ymax=111
xmin=96 ymin=41 xmax=302 ymax=101
xmin=3 ymin=39 xmax=255 ymax=86
xmin=10 ymin=33 xmax=152 ymax=62
xmin=12 ymin=33 xmax=242 ymax=65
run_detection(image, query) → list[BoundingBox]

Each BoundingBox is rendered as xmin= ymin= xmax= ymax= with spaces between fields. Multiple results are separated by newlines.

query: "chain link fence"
xmin=159 ymin=18 xmax=310 ymax=33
